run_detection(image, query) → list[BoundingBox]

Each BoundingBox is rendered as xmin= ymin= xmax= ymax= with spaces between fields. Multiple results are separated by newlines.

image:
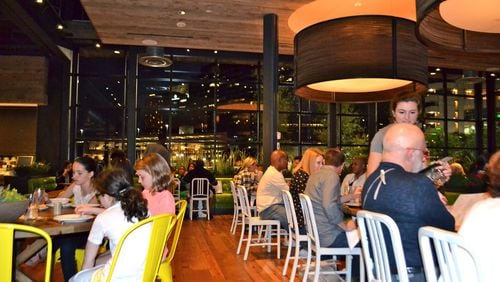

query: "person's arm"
xmin=81 ymin=241 xmax=100 ymax=270
xmin=367 ymin=151 xmax=382 ymax=177
xmin=75 ymin=205 xmax=105 ymax=215
xmin=419 ymin=180 xmax=455 ymax=231
xmin=57 ymin=183 xmax=75 ymax=198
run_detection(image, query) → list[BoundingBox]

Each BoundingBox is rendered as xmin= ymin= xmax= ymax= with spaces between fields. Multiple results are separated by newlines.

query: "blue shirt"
xmin=362 ymin=162 xmax=455 ymax=268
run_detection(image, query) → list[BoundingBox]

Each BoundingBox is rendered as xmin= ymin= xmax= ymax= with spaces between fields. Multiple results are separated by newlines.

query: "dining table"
xmin=14 ymin=199 xmax=95 ymax=282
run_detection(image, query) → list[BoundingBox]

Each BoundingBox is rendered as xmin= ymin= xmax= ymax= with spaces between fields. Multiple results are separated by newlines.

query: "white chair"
xmin=299 ymin=193 xmax=364 ymax=282
xmin=189 ymin=178 xmax=211 ymax=220
xmin=173 ymin=178 xmax=181 ymax=201
xmin=236 ymin=185 xmax=281 ymax=261
xmin=282 ymin=190 xmax=309 ymax=281
xmin=357 ymin=210 xmax=409 ymax=282
xmin=230 ymin=180 xmax=243 ymax=234
xmin=418 ymin=226 xmax=483 ymax=282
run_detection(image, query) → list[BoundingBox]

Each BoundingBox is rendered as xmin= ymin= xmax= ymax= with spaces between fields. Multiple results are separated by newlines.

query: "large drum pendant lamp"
xmin=290 ymin=0 xmax=428 ymax=103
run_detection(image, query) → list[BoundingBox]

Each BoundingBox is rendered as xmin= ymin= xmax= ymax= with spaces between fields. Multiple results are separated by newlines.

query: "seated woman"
xmin=70 ymin=169 xmax=150 ymax=282
xmin=135 ymin=153 xmax=176 ymax=216
xmin=58 ymin=156 xmax=99 ymax=205
xmin=55 ymin=156 xmax=100 ymax=281
xmin=233 ymin=157 xmax=260 ymax=195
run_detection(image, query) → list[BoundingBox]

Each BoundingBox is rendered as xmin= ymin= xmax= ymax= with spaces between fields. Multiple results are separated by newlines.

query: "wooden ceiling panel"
xmin=80 ymin=0 xmax=305 ymax=54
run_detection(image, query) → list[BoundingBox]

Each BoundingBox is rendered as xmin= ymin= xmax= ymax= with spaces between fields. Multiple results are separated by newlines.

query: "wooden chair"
xmin=418 ymin=226 xmax=483 ymax=282
xmin=106 ymin=214 xmax=176 ymax=282
xmin=299 ymin=193 xmax=364 ymax=282
xmin=157 ymin=200 xmax=188 ymax=282
xmin=236 ymin=185 xmax=281 ymax=261
xmin=189 ymin=178 xmax=211 ymax=220
xmin=357 ymin=210 xmax=409 ymax=282
xmin=282 ymin=190 xmax=309 ymax=281
xmin=0 ymin=223 xmax=53 ymax=282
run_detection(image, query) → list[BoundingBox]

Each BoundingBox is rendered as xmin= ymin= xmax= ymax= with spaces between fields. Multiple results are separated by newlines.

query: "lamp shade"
xmin=294 ymin=16 xmax=428 ymax=103
xmin=416 ymin=0 xmax=500 ymax=55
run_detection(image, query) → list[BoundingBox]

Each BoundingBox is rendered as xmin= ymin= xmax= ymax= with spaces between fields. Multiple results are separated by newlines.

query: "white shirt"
xmin=87 ymin=202 xmax=151 ymax=281
xmin=340 ymin=173 xmax=366 ymax=196
xmin=256 ymin=165 xmax=289 ymax=212
xmin=72 ymin=185 xmax=96 ymax=205
xmin=458 ymin=197 xmax=500 ymax=282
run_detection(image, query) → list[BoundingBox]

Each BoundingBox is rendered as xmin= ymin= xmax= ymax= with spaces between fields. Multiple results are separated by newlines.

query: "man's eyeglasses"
xmin=406 ymin=147 xmax=430 ymax=156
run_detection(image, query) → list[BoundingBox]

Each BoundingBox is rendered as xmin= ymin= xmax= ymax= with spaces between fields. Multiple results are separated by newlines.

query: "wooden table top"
xmin=15 ymin=205 xmax=93 ymax=238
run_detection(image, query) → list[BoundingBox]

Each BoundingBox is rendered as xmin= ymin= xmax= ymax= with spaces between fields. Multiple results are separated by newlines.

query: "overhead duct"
xmin=138 ymin=47 xmax=172 ymax=68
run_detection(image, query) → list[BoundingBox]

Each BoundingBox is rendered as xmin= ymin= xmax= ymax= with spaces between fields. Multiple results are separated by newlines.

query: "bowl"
xmin=0 ymin=200 xmax=29 ymax=223
xmin=50 ymin=198 xmax=70 ymax=204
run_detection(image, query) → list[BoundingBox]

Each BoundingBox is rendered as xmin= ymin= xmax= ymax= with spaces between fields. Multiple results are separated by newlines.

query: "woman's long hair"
xmin=135 ymin=153 xmax=175 ymax=193
xmin=96 ymin=169 xmax=149 ymax=222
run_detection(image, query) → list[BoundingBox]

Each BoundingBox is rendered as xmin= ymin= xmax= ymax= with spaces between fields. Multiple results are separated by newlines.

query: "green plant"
xmin=14 ymin=162 xmax=51 ymax=177
xmin=0 ymin=185 xmax=27 ymax=202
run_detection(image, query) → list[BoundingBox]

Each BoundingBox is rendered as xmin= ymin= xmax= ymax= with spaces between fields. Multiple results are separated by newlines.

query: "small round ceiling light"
xmin=176 ymin=21 xmax=187 ymax=28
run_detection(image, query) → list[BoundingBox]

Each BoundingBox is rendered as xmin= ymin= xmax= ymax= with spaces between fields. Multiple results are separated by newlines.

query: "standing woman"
xmin=135 ymin=153 xmax=176 ymax=216
xmin=70 ymin=169 xmax=150 ymax=282
xmin=289 ymin=148 xmax=324 ymax=228
xmin=367 ymin=92 xmax=422 ymax=177
xmin=58 ymin=155 xmax=99 ymax=205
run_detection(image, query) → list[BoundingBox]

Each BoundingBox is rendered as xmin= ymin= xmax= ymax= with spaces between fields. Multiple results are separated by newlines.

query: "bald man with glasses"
xmin=361 ymin=123 xmax=455 ymax=282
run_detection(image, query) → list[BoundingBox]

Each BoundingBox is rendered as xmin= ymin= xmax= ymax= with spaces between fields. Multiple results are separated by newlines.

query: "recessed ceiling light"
xmin=141 ymin=39 xmax=158 ymax=45
xmin=179 ymin=11 xmax=186 ymax=15
xmin=214 ymin=50 xmax=218 ymax=54
xmin=36 ymin=0 xmax=43 ymax=4
xmin=205 ymin=9 xmax=212 ymax=13
xmin=176 ymin=21 xmax=186 ymax=28
xmin=186 ymin=49 xmax=190 ymax=52
xmin=114 ymin=50 xmax=120 ymax=54
xmin=56 ymin=24 xmax=64 ymax=30
xmin=95 ymin=43 xmax=101 ymax=48
xmin=436 ymin=68 xmax=441 ymax=71
xmin=430 ymin=72 xmax=436 ymax=76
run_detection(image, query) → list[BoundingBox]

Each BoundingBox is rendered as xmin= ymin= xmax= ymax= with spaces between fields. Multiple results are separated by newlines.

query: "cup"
xmin=26 ymin=204 xmax=39 ymax=220
xmin=53 ymin=202 xmax=62 ymax=216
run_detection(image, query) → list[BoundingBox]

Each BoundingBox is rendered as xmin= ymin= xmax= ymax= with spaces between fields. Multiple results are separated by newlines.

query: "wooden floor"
xmin=20 ymin=214 xmax=303 ymax=281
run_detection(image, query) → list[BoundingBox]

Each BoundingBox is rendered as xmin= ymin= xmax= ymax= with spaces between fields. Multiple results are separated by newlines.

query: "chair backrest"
xmin=236 ymin=185 xmax=252 ymax=218
xmin=165 ymin=200 xmax=188 ymax=264
xmin=356 ymin=210 xmax=408 ymax=282
xmin=191 ymin=178 xmax=211 ymax=197
xmin=230 ymin=180 xmax=239 ymax=205
xmin=0 ymin=223 xmax=53 ymax=282
xmin=298 ymin=193 xmax=321 ymax=248
xmin=418 ymin=226 xmax=483 ymax=282
xmin=282 ymin=190 xmax=300 ymax=237
xmin=107 ymin=214 xmax=176 ymax=282
xmin=173 ymin=178 xmax=181 ymax=201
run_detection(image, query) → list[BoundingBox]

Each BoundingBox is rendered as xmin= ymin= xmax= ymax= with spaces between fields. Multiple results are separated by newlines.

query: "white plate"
xmin=53 ymin=214 xmax=94 ymax=223
xmin=345 ymin=202 xmax=362 ymax=207
xmin=38 ymin=204 xmax=49 ymax=211
xmin=47 ymin=203 xmax=72 ymax=208
xmin=70 ymin=203 xmax=101 ymax=208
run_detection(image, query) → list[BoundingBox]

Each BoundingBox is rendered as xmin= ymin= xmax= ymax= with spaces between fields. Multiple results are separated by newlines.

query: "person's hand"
xmin=343 ymin=220 xmax=357 ymax=231
xmin=435 ymin=160 xmax=451 ymax=183
xmin=438 ymin=191 xmax=448 ymax=205
xmin=75 ymin=205 xmax=103 ymax=215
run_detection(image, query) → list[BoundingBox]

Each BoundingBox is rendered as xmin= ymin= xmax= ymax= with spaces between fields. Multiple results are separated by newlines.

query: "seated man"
xmin=304 ymin=148 xmax=358 ymax=249
xmin=182 ymin=159 xmax=217 ymax=218
xmin=362 ymin=123 xmax=455 ymax=281
xmin=256 ymin=150 xmax=289 ymax=229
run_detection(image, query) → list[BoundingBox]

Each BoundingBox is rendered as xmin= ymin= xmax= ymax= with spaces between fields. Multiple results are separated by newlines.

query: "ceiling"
xmin=1 ymin=0 xmax=499 ymax=71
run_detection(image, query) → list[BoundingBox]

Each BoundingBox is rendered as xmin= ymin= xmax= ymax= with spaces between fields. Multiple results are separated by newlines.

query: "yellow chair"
xmin=54 ymin=239 xmax=108 ymax=271
xmin=0 ymin=223 xmax=53 ymax=282
xmin=157 ymin=200 xmax=188 ymax=282
xmin=105 ymin=213 xmax=177 ymax=282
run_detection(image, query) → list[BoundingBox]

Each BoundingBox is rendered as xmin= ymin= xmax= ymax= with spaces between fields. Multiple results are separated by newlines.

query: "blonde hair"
xmin=135 ymin=153 xmax=175 ymax=193
xmin=240 ymin=157 xmax=257 ymax=170
xmin=450 ymin=162 xmax=465 ymax=176
xmin=293 ymin=148 xmax=323 ymax=175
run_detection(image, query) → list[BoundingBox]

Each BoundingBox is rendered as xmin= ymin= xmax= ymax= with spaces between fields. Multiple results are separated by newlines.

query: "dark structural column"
xmin=486 ymin=75 xmax=497 ymax=154
xmin=126 ymin=47 xmax=138 ymax=164
xmin=262 ymin=14 xmax=278 ymax=168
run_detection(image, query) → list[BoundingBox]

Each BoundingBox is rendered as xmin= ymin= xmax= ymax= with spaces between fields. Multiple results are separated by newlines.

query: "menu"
xmin=447 ymin=192 xmax=489 ymax=230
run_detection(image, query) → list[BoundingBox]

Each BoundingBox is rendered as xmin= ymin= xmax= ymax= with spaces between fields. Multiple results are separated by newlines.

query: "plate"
xmin=47 ymin=203 xmax=72 ymax=208
xmin=345 ymin=202 xmax=362 ymax=207
xmin=70 ymin=203 xmax=101 ymax=208
xmin=53 ymin=214 xmax=94 ymax=223
xmin=38 ymin=204 xmax=49 ymax=211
